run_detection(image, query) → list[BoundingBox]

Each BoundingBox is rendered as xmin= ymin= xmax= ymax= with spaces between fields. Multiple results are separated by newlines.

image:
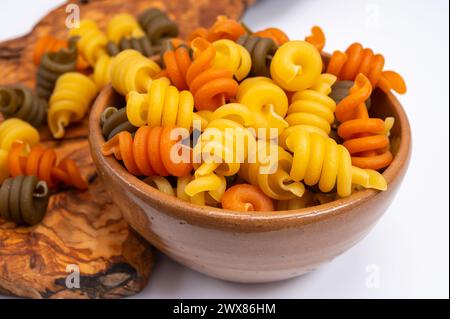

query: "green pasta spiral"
xmin=106 ymin=36 xmax=154 ymax=57
xmin=0 ymin=85 xmax=47 ymax=126
xmin=237 ymin=35 xmax=278 ymax=77
xmin=0 ymin=176 xmax=49 ymax=226
xmin=100 ymin=106 xmax=137 ymax=140
xmin=138 ymin=8 xmax=179 ymax=44
xmin=35 ymin=37 xmax=78 ymax=100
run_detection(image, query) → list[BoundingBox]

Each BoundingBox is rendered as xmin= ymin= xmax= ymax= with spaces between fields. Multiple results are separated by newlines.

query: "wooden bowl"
xmin=88 ymin=84 xmax=411 ymax=283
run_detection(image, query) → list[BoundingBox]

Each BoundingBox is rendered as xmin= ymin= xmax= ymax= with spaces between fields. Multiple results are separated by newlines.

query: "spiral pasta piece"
xmin=209 ymin=39 xmax=251 ymax=81
xmin=239 ymin=141 xmax=305 ymax=200
xmin=270 ymin=40 xmax=323 ymax=92
xmin=284 ymin=73 xmax=337 ymax=137
xmin=188 ymin=16 xmax=247 ymax=43
xmin=69 ymin=19 xmax=108 ymax=66
xmin=185 ymin=117 xmax=255 ymax=201
xmin=254 ymin=27 xmax=289 ymax=46
xmin=143 ymin=175 xmax=175 ymax=196
xmin=101 ymin=106 xmax=137 ymax=140
xmin=48 ymin=72 xmax=98 ymax=139
xmin=7 ymin=141 xmax=88 ymax=190
xmin=110 ymin=49 xmax=161 ymax=95
xmin=157 ymin=45 xmax=192 ymax=90
xmin=237 ymin=77 xmax=288 ymax=137
xmin=138 ymin=8 xmax=179 ymax=44
xmin=0 ymin=176 xmax=49 ymax=226
xmin=101 ymin=126 xmax=192 ymax=177
xmin=33 ymin=35 xmax=89 ymax=70
xmin=330 ymin=80 xmax=372 ymax=109
xmin=33 ymin=35 xmax=66 ymax=65
xmin=0 ymin=85 xmax=47 ymax=126
xmin=336 ymin=74 xmax=393 ymax=170
xmin=280 ymin=127 xmax=387 ymax=197
xmin=237 ymin=35 xmax=277 ymax=77
xmin=107 ymin=13 xmax=145 ymax=43
xmin=36 ymin=38 xmax=78 ymax=99
xmin=126 ymin=77 xmax=194 ymax=129
xmin=186 ymin=38 xmax=239 ymax=111
xmin=326 ymin=42 xmax=406 ymax=94
xmin=0 ymin=119 xmax=40 ymax=182
xmin=92 ymin=54 xmax=113 ymax=90
xmin=106 ymin=36 xmax=154 ymax=57
xmin=221 ymin=184 xmax=274 ymax=211
xmin=305 ymin=26 xmax=325 ymax=52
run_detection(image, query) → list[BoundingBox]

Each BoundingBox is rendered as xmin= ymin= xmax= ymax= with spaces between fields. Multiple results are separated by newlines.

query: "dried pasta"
xmin=7 ymin=141 xmax=88 ymax=190
xmin=237 ymin=77 xmax=288 ymax=137
xmin=110 ymin=49 xmax=161 ymax=95
xmin=0 ymin=176 xmax=49 ymax=226
xmin=69 ymin=19 xmax=108 ymax=66
xmin=101 ymin=106 xmax=137 ymax=140
xmin=221 ymin=183 xmax=274 ymax=211
xmin=186 ymin=38 xmax=239 ymax=111
xmin=284 ymin=73 xmax=337 ymax=137
xmin=336 ymin=74 xmax=393 ymax=170
xmin=138 ymin=8 xmax=179 ymax=44
xmin=270 ymin=40 xmax=323 ymax=92
xmin=36 ymin=38 xmax=78 ymax=99
xmin=211 ymin=39 xmax=251 ymax=81
xmin=48 ymin=72 xmax=98 ymax=139
xmin=0 ymin=85 xmax=47 ymax=127
xmin=0 ymin=119 xmax=40 ymax=183
xmin=107 ymin=13 xmax=145 ymax=44
xmin=106 ymin=36 xmax=154 ymax=57
xmin=327 ymin=42 xmax=406 ymax=94
xmin=126 ymin=77 xmax=194 ymax=129
xmin=280 ymin=126 xmax=387 ymax=197
xmin=188 ymin=16 xmax=247 ymax=43
xmin=237 ymin=35 xmax=277 ymax=77
xmin=101 ymin=126 xmax=192 ymax=177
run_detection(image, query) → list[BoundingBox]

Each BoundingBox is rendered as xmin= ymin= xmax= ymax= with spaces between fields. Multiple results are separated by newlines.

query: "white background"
xmin=0 ymin=0 xmax=448 ymax=299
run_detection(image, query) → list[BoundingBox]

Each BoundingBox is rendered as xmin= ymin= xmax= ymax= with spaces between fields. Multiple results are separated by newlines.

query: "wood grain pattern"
xmin=0 ymin=0 xmax=254 ymax=298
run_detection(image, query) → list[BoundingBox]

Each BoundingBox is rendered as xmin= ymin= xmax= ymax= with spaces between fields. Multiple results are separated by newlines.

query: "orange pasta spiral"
xmin=336 ymin=74 xmax=393 ymax=170
xmin=254 ymin=27 xmax=289 ymax=45
xmin=157 ymin=45 xmax=192 ymax=91
xmin=305 ymin=26 xmax=325 ymax=52
xmin=327 ymin=42 xmax=406 ymax=94
xmin=7 ymin=141 xmax=88 ymax=190
xmin=186 ymin=38 xmax=239 ymax=111
xmin=101 ymin=126 xmax=192 ymax=177
xmin=188 ymin=16 xmax=247 ymax=43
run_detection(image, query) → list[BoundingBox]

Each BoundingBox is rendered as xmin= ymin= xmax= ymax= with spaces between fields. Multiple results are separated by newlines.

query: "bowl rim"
xmin=89 ymin=81 xmax=411 ymax=232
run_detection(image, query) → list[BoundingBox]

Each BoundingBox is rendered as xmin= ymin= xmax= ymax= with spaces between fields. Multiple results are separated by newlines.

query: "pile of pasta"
xmin=0 ymin=7 xmax=407 ymax=219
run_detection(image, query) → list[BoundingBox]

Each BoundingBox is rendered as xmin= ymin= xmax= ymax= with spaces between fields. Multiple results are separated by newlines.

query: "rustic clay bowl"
xmin=89 ymin=83 xmax=411 ymax=283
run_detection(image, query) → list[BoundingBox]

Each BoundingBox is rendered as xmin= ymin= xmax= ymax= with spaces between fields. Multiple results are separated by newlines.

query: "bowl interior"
xmin=89 ymin=75 xmax=411 ymax=230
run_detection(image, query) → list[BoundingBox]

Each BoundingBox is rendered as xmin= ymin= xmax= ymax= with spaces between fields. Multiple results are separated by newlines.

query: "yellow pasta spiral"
xmin=69 ymin=19 xmax=108 ymax=66
xmin=280 ymin=127 xmax=387 ymax=197
xmin=211 ymin=39 xmax=251 ymax=81
xmin=93 ymin=54 xmax=113 ymax=90
xmin=126 ymin=77 xmax=194 ymax=129
xmin=239 ymin=141 xmax=305 ymax=200
xmin=236 ymin=77 xmax=288 ymax=138
xmin=107 ymin=13 xmax=145 ymax=43
xmin=48 ymin=72 xmax=98 ymax=139
xmin=185 ymin=117 xmax=255 ymax=201
xmin=285 ymin=73 xmax=337 ymax=137
xmin=110 ymin=49 xmax=161 ymax=95
xmin=270 ymin=40 xmax=322 ymax=92
xmin=0 ymin=118 xmax=40 ymax=182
